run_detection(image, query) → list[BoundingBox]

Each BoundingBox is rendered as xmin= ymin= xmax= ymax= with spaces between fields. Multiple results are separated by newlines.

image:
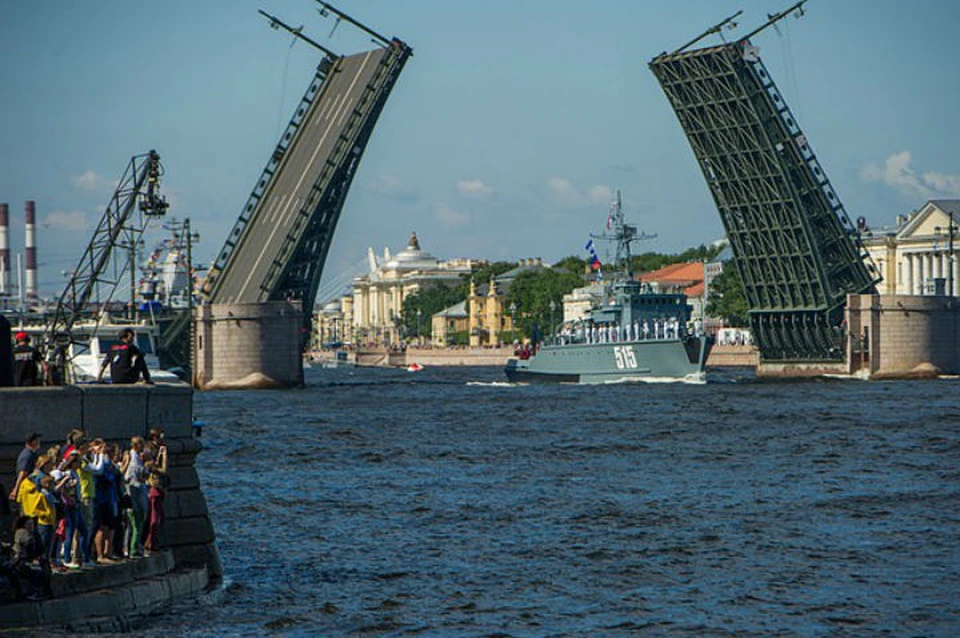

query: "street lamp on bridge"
xmin=416 ymin=308 xmax=422 ymax=346
xmin=549 ymin=299 xmax=557 ymax=343
xmin=935 ymin=211 xmax=957 ymax=298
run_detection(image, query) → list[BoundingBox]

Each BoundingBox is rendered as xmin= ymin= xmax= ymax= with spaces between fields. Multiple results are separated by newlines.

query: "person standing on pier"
xmin=97 ymin=328 xmax=152 ymax=384
xmin=12 ymin=332 xmax=46 ymax=386
xmin=8 ymin=432 xmax=42 ymax=505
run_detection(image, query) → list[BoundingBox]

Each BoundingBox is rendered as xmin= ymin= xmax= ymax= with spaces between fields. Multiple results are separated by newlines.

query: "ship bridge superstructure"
xmin=649 ymin=3 xmax=879 ymax=362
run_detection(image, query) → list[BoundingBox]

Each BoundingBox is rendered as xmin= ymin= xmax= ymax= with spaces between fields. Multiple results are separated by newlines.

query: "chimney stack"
xmin=0 ymin=203 xmax=9 ymax=296
xmin=25 ymin=200 xmax=37 ymax=300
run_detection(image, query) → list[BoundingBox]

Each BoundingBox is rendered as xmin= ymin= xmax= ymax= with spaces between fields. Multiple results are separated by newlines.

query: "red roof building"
xmin=637 ymin=261 xmax=705 ymax=297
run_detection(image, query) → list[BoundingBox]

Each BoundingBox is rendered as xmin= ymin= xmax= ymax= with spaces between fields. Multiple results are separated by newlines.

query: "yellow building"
xmin=464 ymin=259 xmax=544 ymax=346
xmin=861 ymin=200 xmax=959 ymax=296
xmin=430 ymin=301 xmax=469 ymax=347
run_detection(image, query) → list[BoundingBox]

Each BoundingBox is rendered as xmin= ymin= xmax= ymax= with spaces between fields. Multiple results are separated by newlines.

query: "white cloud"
xmin=922 ymin=171 xmax=960 ymax=197
xmin=587 ymin=185 xmax=613 ymax=204
xmin=456 ymin=178 xmax=493 ymax=199
xmin=434 ymin=203 xmax=470 ymax=227
xmin=41 ymin=210 xmax=89 ymax=232
xmin=70 ymin=170 xmax=105 ymax=192
xmin=547 ymin=177 xmax=581 ymax=207
xmin=547 ymin=178 xmax=614 ymax=207
xmin=364 ymin=174 xmax=419 ymax=203
xmin=860 ymin=151 xmax=960 ymax=199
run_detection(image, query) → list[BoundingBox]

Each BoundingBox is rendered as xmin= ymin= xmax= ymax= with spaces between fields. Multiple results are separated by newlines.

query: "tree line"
xmin=396 ymin=243 xmax=748 ymax=343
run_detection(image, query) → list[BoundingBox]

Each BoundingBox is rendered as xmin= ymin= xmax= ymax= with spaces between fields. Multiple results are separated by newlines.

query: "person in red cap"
xmin=13 ymin=332 xmax=46 ymax=387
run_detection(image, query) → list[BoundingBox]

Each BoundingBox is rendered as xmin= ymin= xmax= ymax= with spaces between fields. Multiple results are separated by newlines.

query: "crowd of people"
xmin=1 ymin=428 xmax=168 ymax=601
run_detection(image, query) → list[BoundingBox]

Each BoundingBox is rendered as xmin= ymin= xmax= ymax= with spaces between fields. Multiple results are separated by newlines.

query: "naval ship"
xmin=504 ymin=193 xmax=711 ymax=384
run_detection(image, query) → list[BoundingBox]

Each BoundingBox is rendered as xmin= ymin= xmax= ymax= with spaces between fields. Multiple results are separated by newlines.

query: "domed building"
xmin=350 ymin=232 xmax=477 ymax=345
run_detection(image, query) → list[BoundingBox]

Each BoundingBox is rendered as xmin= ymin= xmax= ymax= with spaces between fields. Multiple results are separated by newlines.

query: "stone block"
xmin=162 ymin=515 xmax=215 ymax=546
xmin=171 ymin=542 xmax=223 ymax=578
xmin=79 ymin=385 xmax=149 ymax=440
xmin=167 ymin=466 xmax=199 ymax=491
xmin=0 ymin=386 xmax=84 ymax=444
xmin=0 ymin=598 xmax=41 ymax=629
xmin=50 ymin=551 xmax=174 ymax=598
xmin=166 ymin=488 xmax=210 ymax=519
xmin=146 ymin=383 xmax=193 ymax=438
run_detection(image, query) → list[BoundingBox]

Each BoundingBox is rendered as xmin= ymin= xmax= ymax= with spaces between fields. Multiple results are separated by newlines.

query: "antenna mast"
xmin=591 ymin=191 xmax=656 ymax=279
xmin=672 ymin=10 xmax=743 ymax=54
xmin=258 ymin=9 xmax=339 ymax=58
xmin=314 ymin=1 xmax=395 ymax=48
xmin=740 ymin=1 xmax=808 ymax=42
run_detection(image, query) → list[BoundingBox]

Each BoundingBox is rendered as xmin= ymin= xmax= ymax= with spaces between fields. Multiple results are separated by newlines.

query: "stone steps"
xmin=50 ymin=551 xmax=174 ymax=598
xmin=0 ymin=551 xmax=209 ymax=632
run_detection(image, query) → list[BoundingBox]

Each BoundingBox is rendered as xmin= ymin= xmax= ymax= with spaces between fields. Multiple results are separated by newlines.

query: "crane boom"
xmin=45 ymin=150 xmax=168 ymax=381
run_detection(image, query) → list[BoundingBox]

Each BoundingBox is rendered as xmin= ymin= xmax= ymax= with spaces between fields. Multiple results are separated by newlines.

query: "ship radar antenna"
xmin=590 ymin=190 xmax=656 ymax=280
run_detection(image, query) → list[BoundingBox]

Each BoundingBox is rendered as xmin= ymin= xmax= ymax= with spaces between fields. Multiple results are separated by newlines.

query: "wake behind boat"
xmin=504 ymin=192 xmax=711 ymax=384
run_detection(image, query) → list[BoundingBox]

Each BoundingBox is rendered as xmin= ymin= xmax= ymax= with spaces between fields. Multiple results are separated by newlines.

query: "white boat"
xmin=67 ymin=321 xmax=181 ymax=383
xmin=319 ymin=350 xmax=356 ymax=368
xmin=20 ymin=318 xmax=181 ymax=383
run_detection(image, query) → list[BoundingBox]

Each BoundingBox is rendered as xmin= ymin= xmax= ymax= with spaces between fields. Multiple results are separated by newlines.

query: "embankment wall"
xmin=846 ymin=293 xmax=960 ymax=377
xmin=0 ymin=383 xmax=221 ymax=577
xmin=194 ymin=301 xmax=303 ymax=389
xmin=354 ymin=346 xmax=514 ymax=367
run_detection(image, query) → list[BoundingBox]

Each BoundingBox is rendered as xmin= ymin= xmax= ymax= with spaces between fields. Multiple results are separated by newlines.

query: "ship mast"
xmin=590 ymin=191 xmax=655 ymax=280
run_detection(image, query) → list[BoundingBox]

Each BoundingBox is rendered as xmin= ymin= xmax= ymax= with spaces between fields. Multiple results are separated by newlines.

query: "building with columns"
xmin=312 ymin=295 xmax=353 ymax=350
xmin=350 ymin=232 xmax=477 ymax=345
xmin=862 ymin=200 xmax=960 ymax=297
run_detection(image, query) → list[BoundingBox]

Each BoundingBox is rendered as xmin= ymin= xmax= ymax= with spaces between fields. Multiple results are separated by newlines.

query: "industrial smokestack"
xmin=25 ymin=200 xmax=37 ymax=300
xmin=0 ymin=203 xmax=9 ymax=296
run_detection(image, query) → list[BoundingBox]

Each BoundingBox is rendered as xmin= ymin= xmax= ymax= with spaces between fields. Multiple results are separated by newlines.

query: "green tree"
xmin=506 ymin=268 xmax=582 ymax=341
xmin=400 ymin=282 xmax=464 ymax=339
xmin=706 ymin=265 xmax=749 ymax=326
xmin=468 ymin=261 xmax=516 ymax=287
xmin=552 ymin=255 xmax=588 ymax=277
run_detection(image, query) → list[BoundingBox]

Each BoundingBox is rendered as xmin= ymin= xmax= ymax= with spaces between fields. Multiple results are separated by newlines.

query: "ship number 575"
xmin=613 ymin=345 xmax=637 ymax=369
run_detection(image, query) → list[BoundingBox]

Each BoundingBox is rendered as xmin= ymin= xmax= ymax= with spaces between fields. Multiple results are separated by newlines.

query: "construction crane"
xmin=44 ymin=150 xmax=169 ymax=383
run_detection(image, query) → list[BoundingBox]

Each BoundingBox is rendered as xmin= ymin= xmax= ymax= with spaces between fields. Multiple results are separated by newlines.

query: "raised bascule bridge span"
xmin=161 ymin=3 xmax=412 ymax=388
xmin=649 ymin=2 xmax=880 ymax=367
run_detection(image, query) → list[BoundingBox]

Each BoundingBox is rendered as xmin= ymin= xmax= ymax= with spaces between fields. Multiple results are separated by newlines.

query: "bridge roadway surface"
xmin=212 ymin=48 xmax=387 ymax=304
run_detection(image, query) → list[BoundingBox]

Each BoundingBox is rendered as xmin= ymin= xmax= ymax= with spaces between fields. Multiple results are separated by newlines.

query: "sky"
xmin=1 ymin=0 xmax=958 ymax=303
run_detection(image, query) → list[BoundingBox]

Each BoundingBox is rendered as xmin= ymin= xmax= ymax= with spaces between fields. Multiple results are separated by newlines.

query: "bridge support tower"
xmin=193 ymin=301 xmax=304 ymax=390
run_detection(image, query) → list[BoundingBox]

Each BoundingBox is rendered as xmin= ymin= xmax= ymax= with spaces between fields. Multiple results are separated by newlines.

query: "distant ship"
xmin=504 ymin=193 xmax=711 ymax=384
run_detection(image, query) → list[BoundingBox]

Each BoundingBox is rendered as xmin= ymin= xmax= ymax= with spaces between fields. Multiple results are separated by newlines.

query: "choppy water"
xmin=143 ymin=366 xmax=957 ymax=636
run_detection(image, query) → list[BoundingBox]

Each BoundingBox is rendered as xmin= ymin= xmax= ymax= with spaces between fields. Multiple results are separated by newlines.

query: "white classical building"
xmin=350 ymin=232 xmax=476 ymax=345
xmin=861 ymin=200 xmax=959 ymax=297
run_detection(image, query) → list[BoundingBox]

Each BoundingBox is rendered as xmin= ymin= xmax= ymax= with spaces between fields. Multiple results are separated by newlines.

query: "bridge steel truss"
xmin=202 ymin=41 xmax=412 ymax=316
xmin=649 ymin=41 xmax=879 ymax=362
xmin=269 ymin=44 xmax=412 ymax=309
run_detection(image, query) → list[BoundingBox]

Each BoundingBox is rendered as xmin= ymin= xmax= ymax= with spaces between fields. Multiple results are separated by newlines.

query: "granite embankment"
xmin=0 ymin=383 xmax=221 ymax=632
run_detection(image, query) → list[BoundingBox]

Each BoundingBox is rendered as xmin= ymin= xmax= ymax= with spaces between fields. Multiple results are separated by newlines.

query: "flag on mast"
xmin=585 ymin=238 xmax=602 ymax=278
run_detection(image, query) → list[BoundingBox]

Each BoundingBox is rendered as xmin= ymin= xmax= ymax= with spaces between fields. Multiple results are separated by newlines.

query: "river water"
xmin=145 ymin=365 xmax=957 ymax=637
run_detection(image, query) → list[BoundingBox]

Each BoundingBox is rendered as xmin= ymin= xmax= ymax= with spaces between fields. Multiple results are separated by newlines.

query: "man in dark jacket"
xmin=97 ymin=328 xmax=152 ymax=384
xmin=12 ymin=332 xmax=45 ymax=386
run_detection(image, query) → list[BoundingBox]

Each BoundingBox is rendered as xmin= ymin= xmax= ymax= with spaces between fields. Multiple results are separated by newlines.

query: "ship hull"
xmin=504 ymin=336 xmax=710 ymax=384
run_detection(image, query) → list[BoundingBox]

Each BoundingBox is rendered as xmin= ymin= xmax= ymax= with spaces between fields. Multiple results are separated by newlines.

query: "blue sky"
xmin=1 ymin=0 xmax=958 ymax=302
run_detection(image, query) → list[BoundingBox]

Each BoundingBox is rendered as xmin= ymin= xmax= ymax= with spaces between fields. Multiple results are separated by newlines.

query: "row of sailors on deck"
xmin=559 ymin=317 xmax=684 ymax=345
